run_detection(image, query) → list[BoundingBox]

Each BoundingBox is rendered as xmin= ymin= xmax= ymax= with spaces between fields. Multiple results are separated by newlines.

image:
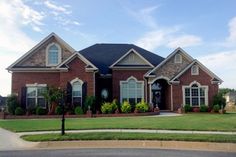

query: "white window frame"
xmin=182 ymin=81 xmax=208 ymax=107
xmin=70 ymin=78 xmax=84 ymax=106
xmin=26 ymin=83 xmax=47 ymax=109
xmin=174 ymin=54 xmax=182 ymax=63
xmin=120 ymin=76 xmax=144 ymax=104
xmin=46 ymin=42 xmax=62 ymax=66
xmin=191 ymin=65 xmax=199 ymax=75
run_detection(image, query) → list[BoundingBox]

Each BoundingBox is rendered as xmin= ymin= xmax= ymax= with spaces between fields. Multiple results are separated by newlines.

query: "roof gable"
xmin=57 ymin=52 xmax=98 ymax=71
xmin=170 ymin=59 xmax=223 ymax=84
xmin=110 ymin=49 xmax=154 ymax=68
xmin=7 ymin=32 xmax=75 ymax=71
xmin=145 ymin=47 xmax=194 ymax=77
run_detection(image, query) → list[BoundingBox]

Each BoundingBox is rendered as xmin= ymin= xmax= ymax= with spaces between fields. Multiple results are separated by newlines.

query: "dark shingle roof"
xmin=79 ymin=44 xmax=164 ymax=74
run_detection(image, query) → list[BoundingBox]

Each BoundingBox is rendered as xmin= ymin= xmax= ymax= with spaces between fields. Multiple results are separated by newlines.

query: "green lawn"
xmin=21 ymin=132 xmax=236 ymax=143
xmin=0 ymin=113 xmax=236 ymax=132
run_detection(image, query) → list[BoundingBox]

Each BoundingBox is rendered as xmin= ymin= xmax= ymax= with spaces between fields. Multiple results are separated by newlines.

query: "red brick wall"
xmin=12 ymin=72 xmax=60 ymax=103
xmin=12 ymin=57 xmax=95 ymax=106
xmin=172 ymin=67 xmax=219 ymax=110
xmin=112 ymin=69 xmax=148 ymax=102
xmin=59 ymin=57 xmax=94 ymax=96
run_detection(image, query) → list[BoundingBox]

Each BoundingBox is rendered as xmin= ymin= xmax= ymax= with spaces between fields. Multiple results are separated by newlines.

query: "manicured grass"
xmin=21 ymin=132 xmax=236 ymax=143
xmin=0 ymin=113 xmax=236 ymax=132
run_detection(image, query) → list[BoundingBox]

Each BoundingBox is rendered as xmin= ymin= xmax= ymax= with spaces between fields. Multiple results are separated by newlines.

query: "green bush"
xmin=121 ymin=101 xmax=131 ymax=113
xmin=55 ymin=106 xmax=63 ymax=115
xmin=83 ymin=96 xmax=96 ymax=113
xmin=15 ymin=107 xmax=25 ymax=115
xmin=200 ymin=105 xmax=208 ymax=112
xmin=184 ymin=104 xmax=191 ymax=112
xmin=101 ymin=102 xmax=113 ymax=114
xmin=135 ymin=99 xmax=149 ymax=113
xmin=213 ymin=104 xmax=220 ymax=112
xmin=6 ymin=94 xmax=19 ymax=115
xmin=36 ymin=107 xmax=47 ymax=115
xmin=213 ymin=93 xmax=226 ymax=109
xmin=111 ymin=99 xmax=118 ymax=112
xmin=75 ymin=106 xmax=83 ymax=115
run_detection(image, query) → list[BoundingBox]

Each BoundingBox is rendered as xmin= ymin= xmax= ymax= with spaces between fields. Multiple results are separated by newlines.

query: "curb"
xmin=36 ymin=140 xmax=236 ymax=152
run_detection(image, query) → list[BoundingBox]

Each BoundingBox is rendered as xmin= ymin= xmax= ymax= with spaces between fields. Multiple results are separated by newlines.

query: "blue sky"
xmin=0 ymin=0 xmax=236 ymax=96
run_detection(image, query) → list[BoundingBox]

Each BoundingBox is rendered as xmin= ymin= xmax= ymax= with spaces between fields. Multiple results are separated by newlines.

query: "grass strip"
xmin=21 ymin=132 xmax=236 ymax=143
xmin=1 ymin=113 xmax=236 ymax=132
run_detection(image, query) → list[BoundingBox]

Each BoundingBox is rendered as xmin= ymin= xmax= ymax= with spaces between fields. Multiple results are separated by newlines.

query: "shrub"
xmin=213 ymin=104 xmax=220 ymax=112
xmin=75 ymin=106 xmax=83 ymax=115
xmin=200 ymin=105 xmax=208 ymax=112
xmin=121 ymin=101 xmax=131 ymax=113
xmin=192 ymin=107 xmax=200 ymax=112
xmin=83 ymin=96 xmax=96 ymax=113
xmin=135 ymin=99 xmax=149 ymax=113
xmin=15 ymin=107 xmax=25 ymax=115
xmin=184 ymin=104 xmax=191 ymax=112
xmin=111 ymin=99 xmax=118 ymax=112
xmin=213 ymin=93 xmax=226 ymax=109
xmin=6 ymin=94 xmax=19 ymax=115
xmin=101 ymin=102 xmax=113 ymax=114
xmin=55 ymin=105 xmax=63 ymax=115
xmin=36 ymin=107 xmax=47 ymax=115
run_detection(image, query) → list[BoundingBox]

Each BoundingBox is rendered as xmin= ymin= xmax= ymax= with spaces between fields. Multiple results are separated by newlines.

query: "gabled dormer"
xmin=109 ymin=48 xmax=154 ymax=69
xmin=7 ymin=32 xmax=75 ymax=72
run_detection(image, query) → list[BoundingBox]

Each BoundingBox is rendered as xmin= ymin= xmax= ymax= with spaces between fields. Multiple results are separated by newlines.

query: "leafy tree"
xmin=6 ymin=94 xmax=19 ymax=115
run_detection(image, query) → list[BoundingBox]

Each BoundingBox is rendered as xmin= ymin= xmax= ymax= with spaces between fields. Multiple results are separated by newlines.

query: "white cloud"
xmin=127 ymin=6 xmax=159 ymax=29
xmin=167 ymin=35 xmax=202 ymax=48
xmin=135 ymin=29 xmax=202 ymax=51
xmin=198 ymin=51 xmax=236 ymax=89
xmin=130 ymin=6 xmax=202 ymax=51
xmin=44 ymin=0 xmax=71 ymax=15
xmin=226 ymin=16 xmax=236 ymax=44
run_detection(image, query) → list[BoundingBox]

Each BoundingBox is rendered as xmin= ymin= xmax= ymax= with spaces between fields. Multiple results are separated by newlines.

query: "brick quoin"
xmin=172 ymin=67 xmax=219 ymax=110
xmin=112 ymin=69 xmax=149 ymax=102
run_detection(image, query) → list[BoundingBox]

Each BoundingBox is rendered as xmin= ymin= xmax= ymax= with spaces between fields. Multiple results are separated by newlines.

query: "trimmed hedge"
xmin=75 ymin=106 xmax=83 ymax=115
xmin=15 ymin=107 xmax=25 ymax=115
xmin=36 ymin=107 xmax=47 ymax=115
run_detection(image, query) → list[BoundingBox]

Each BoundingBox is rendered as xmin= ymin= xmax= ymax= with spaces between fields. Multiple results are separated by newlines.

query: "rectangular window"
xmin=184 ymin=85 xmax=207 ymax=107
xmin=26 ymin=85 xmax=47 ymax=109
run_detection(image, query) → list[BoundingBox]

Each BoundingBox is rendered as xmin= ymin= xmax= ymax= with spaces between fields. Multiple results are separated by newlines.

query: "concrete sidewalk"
xmin=1 ymin=127 xmax=236 ymax=152
xmin=17 ymin=129 xmax=236 ymax=136
xmin=0 ymin=128 xmax=39 ymax=151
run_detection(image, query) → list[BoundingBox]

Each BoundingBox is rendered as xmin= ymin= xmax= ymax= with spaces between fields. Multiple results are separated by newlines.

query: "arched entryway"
xmin=151 ymin=79 xmax=170 ymax=110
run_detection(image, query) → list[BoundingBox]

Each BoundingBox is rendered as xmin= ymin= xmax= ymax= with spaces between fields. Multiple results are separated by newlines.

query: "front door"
xmin=151 ymin=82 xmax=165 ymax=110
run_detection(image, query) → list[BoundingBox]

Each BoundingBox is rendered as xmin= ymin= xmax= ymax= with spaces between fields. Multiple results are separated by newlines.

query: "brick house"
xmin=7 ymin=33 xmax=222 ymax=111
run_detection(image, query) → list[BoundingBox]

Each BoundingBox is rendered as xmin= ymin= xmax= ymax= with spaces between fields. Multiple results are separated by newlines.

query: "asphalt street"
xmin=0 ymin=148 xmax=235 ymax=157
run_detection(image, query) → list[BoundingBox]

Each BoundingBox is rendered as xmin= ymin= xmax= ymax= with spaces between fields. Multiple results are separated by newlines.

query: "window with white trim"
xmin=26 ymin=85 xmax=47 ymax=109
xmin=174 ymin=54 xmax=182 ymax=63
xmin=183 ymin=83 xmax=207 ymax=107
xmin=120 ymin=77 xmax=144 ymax=104
xmin=46 ymin=43 xmax=61 ymax=66
xmin=191 ymin=65 xmax=199 ymax=75
xmin=72 ymin=81 xmax=82 ymax=106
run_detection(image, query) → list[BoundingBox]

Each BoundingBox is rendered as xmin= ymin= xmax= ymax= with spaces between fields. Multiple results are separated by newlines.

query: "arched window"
xmin=46 ymin=43 xmax=61 ymax=66
xmin=183 ymin=82 xmax=208 ymax=106
xmin=174 ymin=54 xmax=182 ymax=63
xmin=71 ymin=80 xmax=83 ymax=106
xmin=120 ymin=76 xmax=144 ymax=104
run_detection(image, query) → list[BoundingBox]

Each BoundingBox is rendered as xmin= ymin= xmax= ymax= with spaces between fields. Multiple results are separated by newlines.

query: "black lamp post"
xmin=60 ymin=91 xmax=65 ymax=136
